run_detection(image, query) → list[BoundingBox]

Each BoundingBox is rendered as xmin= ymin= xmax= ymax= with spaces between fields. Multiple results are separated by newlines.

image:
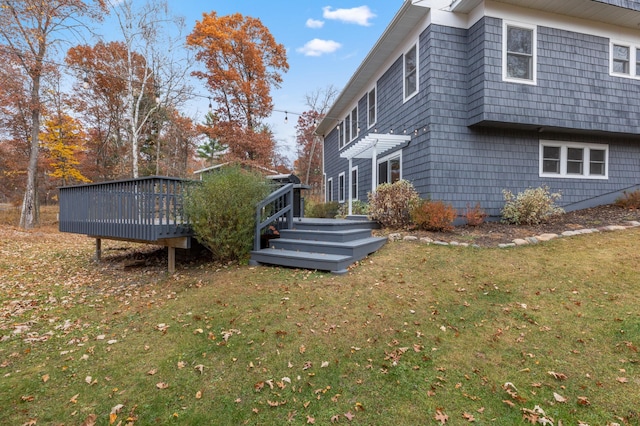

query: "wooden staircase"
xmin=250 ymin=217 xmax=386 ymax=274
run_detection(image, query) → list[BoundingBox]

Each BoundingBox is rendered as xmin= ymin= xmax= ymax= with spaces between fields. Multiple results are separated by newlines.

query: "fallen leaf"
xmin=195 ymin=390 xmax=202 ymax=399
xmin=194 ymin=364 xmax=204 ymax=374
xmin=177 ymin=361 xmax=186 ymax=369
xmin=344 ymin=411 xmax=355 ymax=421
xmin=85 ymin=376 xmax=92 ymax=385
xmin=299 ymin=345 xmax=306 ymax=354
xmin=616 ymin=377 xmax=628 ymax=383
xmin=147 ymin=368 xmax=158 ymax=375
xmin=41 ymin=374 xmax=49 ymax=383
xmin=463 ymin=412 xmax=475 ymax=422
xmin=577 ymin=396 xmax=591 ymax=406
xmin=21 ymin=420 xmax=37 ymax=426
xmin=434 ymin=409 xmax=449 ymax=424
xmin=110 ymin=404 xmax=124 ymax=415
xmin=156 ymin=382 xmax=169 ymax=389
xmin=553 ymin=392 xmax=567 ymax=403
xmin=69 ymin=393 xmax=79 ymax=404
xmin=331 ymin=414 xmax=340 ymax=423
xmin=21 ymin=395 xmax=35 ymax=402
xmin=503 ymin=399 xmax=515 ymax=408
xmin=548 ymin=371 xmax=567 ymax=380
xmin=307 ymin=415 xmax=315 ymax=424
xmin=321 ymin=361 xmax=329 ymax=368
xmin=80 ymin=414 xmax=97 ymax=426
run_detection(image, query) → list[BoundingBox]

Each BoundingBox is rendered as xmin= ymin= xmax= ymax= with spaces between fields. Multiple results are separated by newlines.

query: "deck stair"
xmin=250 ymin=217 xmax=386 ymax=274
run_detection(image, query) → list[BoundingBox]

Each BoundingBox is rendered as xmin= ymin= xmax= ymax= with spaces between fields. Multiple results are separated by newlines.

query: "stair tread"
xmin=252 ymin=248 xmax=351 ymax=261
xmin=273 ymin=236 xmax=385 ymax=247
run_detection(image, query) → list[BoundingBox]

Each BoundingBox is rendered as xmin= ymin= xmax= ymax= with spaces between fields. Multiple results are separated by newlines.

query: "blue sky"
xmin=144 ymin=1 xmax=404 ymax=161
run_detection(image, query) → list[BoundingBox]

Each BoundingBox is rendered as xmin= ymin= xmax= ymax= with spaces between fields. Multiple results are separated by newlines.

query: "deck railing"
xmin=59 ymin=176 xmax=194 ymax=241
xmin=254 ymin=183 xmax=294 ymax=251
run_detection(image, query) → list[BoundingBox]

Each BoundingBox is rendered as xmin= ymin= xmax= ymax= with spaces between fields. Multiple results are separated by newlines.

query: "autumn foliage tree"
xmin=41 ymin=113 xmax=90 ymax=186
xmin=186 ymin=12 xmax=288 ymax=168
xmin=0 ymin=0 xmax=107 ymax=228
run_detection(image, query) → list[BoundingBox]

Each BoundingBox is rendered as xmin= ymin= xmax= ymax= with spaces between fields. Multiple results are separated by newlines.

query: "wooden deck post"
xmin=168 ymin=247 xmax=176 ymax=274
xmin=95 ymin=238 xmax=102 ymax=261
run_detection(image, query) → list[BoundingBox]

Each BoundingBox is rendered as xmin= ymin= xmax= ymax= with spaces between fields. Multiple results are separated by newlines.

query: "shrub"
xmin=464 ymin=202 xmax=487 ymax=226
xmin=336 ymin=200 xmax=369 ymax=218
xmin=615 ymin=189 xmax=640 ymax=209
xmin=501 ymin=186 xmax=564 ymax=225
xmin=410 ymin=199 xmax=456 ymax=231
xmin=368 ymin=180 xmax=419 ymax=228
xmin=306 ymin=200 xmax=339 ymax=218
xmin=184 ymin=166 xmax=271 ymax=262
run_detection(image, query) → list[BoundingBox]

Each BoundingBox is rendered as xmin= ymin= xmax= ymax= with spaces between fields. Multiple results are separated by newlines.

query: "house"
xmin=316 ymin=0 xmax=640 ymax=219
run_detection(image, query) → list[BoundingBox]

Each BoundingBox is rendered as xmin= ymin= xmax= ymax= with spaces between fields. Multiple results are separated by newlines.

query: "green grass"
xmin=1 ymin=224 xmax=640 ymax=425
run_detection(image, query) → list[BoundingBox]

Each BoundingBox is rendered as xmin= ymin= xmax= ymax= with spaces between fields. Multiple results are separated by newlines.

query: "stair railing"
xmin=254 ymin=183 xmax=294 ymax=251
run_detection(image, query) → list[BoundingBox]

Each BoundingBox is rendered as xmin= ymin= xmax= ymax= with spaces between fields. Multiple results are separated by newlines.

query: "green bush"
xmin=409 ymin=199 xmax=456 ymax=231
xmin=501 ymin=185 xmax=564 ymax=225
xmin=184 ymin=167 xmax=271 ymax=262
xmin=336 ymin=200 xmax=369 ymax=218
xmin=306 ymin=200 xmax=339 ymax=218
xmin=368 ymin=180 xmax=419 ymax=228
xmin=615 ymin=189 xmax=640 ymax=209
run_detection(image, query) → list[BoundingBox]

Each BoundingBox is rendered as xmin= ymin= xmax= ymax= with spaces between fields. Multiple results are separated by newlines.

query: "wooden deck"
xmin=59 ymin=177 xmax=194 ymax=272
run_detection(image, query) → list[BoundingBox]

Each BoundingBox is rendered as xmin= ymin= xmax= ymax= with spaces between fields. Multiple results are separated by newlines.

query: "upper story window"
xmin=613 ymin=44 xmax=630 ymax=74
xmin=540 ymin=141 xmax=608 ymax=179
xmin=339 ymin=106 xmax=358 ymax=149
xmin=503 ymin=21 xmax=537 ymax=84
xmin=610 ymin=41 xmax=640 ymax=78
xmin=404 ymin=43 xmax=418 ymax=100
xmin=367 ymin=87 xmax=376 ymax=128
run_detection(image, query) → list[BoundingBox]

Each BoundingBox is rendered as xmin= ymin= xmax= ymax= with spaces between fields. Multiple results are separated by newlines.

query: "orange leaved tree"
xmin=0 ymin=0 xmax=107 ymax=228
xmin=186 ymin=12 xmax=288 ymax=168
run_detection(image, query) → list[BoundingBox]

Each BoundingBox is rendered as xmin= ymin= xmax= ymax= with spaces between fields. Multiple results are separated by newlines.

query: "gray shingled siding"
xmin=470 ymin=17 xmax=640 ymax=135
xmin=323 ymin=16 xmax=640 ymax=217
xmin=595 ymin=0 xmax=640 ymax=12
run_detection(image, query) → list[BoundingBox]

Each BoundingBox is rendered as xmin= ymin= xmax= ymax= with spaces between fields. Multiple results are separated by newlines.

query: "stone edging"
xmin=387 ymin=221 xmax=640 ymax=248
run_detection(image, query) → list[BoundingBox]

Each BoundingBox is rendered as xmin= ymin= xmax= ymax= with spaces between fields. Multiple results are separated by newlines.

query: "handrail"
xmin=254 ymin=183 xmax=294 ymax=251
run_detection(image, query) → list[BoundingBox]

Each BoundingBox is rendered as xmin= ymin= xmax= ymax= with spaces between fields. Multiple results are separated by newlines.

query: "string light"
xmin=0 ymin=45 xmax=430 ymax=137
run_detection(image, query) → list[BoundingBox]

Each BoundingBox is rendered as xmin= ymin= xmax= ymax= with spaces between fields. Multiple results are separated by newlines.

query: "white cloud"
xmin=306 ymin=18 xmax=325 ymax=29
xmin=322 ymin=5 xmax=376 ymax=26
xmin=296 ymin=39 xmax=342 ymax=57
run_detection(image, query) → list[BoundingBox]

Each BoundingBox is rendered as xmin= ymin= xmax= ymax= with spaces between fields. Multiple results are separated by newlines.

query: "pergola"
xmin=339 ymin=133 xmax=411 ymax=215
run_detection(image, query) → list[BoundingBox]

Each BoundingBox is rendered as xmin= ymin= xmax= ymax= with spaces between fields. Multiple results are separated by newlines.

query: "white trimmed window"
xmin=377 ymin=153 xmax=402 ymax=185
xmin=326 ymin=177 xmax=333 ymax=202
xmin=539 ymin=141 xmax=608 ymax=179
xmin=610 ymin=41 xmax=640 ymax=78
xmin=340 ymin=106 xmax=358 ymax=149
xmin=351 ymin=166 xmax=358 ymax=200
xmin=367 ymin=87 xmax=376 ymax=128
xmin=503 ymin=21 xmax=537 ymax=84
xmin=404 ymin=43 xmax=418 ymax=100
xmin=338 ymin=172 xmax=346 ymax=203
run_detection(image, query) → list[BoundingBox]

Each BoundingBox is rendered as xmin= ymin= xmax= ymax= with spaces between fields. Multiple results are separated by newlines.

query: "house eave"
xmin=315 ymin=1 xmax=431 ymax=137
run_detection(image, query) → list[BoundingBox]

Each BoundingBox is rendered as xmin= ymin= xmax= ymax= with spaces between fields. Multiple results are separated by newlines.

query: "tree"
xmin=65 ymin=41 xmax=131 ymax=180
xmin=186 ymin=12 xmax=288 ymax=168
xmin=0 ymin=0 xmax=107 ymax=228
xmin=42 ymin=113 xmax=90 ymax=186
xmin=107 ymin=0 xmax=192 ymax=178
xmin=294 ymin=86 xmax=338 ymax=200
xmin=197 ymin=113 xmax=227 ymax=166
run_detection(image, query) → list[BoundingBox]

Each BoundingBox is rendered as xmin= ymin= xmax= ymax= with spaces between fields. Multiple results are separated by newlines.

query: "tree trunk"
xmin=20 ymin=76 xmax=41 ymax=229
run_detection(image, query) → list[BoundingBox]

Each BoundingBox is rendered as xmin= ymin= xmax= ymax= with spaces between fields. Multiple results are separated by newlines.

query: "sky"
xmin=99 ymin=1 xmax=405 ymax=163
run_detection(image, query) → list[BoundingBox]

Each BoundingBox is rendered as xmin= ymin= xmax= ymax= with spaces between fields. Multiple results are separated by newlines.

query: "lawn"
xmin=0 ymin=208 xmax=639 ymax=425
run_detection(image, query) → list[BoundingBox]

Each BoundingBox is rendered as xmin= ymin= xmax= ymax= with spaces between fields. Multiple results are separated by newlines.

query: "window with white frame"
xmin=338 ymin=172 xmax=345 ymax=203
xmin=503 ymin=21 xmax=536 ymax=84
xmin=404 ymin=43 xmax=418 ymax=100
xmin=367 ymin=88 xmax=376 ymax=128
xmin=609 ymin=41 xmax=640 ymax=78
xmin=378 ymin=153 xmax=402 ymax=185
xmin=351 ymin=166 xmax=358 ymax=200
xmin=340 ymin=107 xmax=358 ymax=149
xmin=539 ymin=141 xmax=608 ymax=179
xmin=326 ymin=177 xmax=333 ymax=201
